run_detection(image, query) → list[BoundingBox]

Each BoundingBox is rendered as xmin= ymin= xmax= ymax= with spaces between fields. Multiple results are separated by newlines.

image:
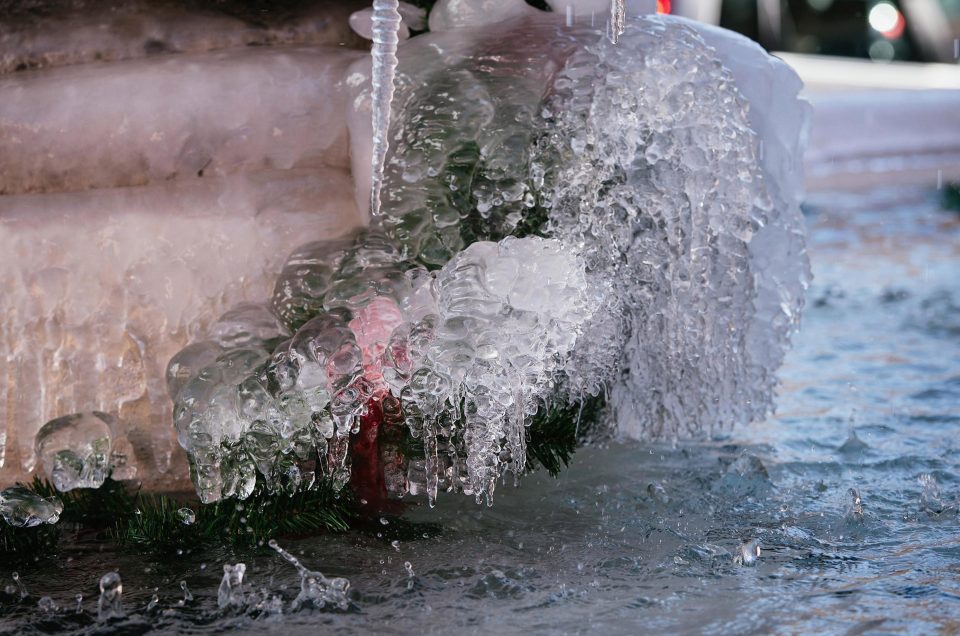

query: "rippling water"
xmin=1 ymin=185 xmax=958 ymax=634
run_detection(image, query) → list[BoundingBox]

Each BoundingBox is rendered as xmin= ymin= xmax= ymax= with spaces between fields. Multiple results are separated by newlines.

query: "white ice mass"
xmin=165 ymin=12 xmax=809 ymax=505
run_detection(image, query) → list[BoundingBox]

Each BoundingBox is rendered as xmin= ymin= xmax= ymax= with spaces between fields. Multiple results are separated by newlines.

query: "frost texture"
xmin=169 ymin=16 xmax=808 ymax=505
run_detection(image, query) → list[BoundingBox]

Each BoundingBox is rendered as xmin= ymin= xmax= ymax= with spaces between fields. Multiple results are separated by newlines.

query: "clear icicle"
xmin=608 ymin=0 xmax=625 ymax=43
xmin=369 ymin=0 xmax=402 ymax=218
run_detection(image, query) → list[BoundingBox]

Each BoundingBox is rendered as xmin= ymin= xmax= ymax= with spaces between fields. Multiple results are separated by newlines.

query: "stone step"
xmin=0 ymin=0 xmax=368 ymax=75
xmin=0 ymin=45 xmax=363 ymax=195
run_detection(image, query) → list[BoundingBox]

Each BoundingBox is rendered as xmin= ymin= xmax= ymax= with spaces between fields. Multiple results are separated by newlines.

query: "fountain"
xmin=2 ymin=1 xmax=957 ymax=633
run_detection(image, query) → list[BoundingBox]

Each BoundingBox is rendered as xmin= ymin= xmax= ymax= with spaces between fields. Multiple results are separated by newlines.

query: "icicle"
xmin=369 ymin=0 xmax=402 ymax=218
xmin=608 ymin=0 xmax=625 ymax=43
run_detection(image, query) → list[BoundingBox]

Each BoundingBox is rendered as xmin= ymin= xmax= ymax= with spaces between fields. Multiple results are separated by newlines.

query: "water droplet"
xmin=734 ymin=539 xmax=761 ymax=566
xmin=176 ymin=507 xmax=196 ymax=525
xmin=37 ymin=596 xmax=57 ymax=612
xmin=849 ymin=487 xmax=865 ymax=521
xmin=97 ymin=571 xmax=123 ymax=621
xmin=11 ymin=572 xmax=27 ymax=599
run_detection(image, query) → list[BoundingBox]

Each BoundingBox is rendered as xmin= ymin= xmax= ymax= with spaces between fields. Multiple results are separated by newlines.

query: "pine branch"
xmin=526 ymin=393 xmax=606 ymax=476
xmin=113 ymin=480 xmax=356 ymax=550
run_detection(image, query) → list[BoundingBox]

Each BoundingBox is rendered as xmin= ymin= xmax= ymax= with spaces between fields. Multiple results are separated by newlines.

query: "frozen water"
xmin=0 ymin=486 xmax=62 ymax=528
xmin=532 ymin=18 xmax=808 ymax=436
xmin=427 ymin=0 xmax=541 ymax=31
xmin=350 ymin=2 xmax=424 ymax=41
xmin=97 ymin=572 xmax=123 ymax=622
xmin=369 ymin=0 xmax=403 ymax=219
xmin=0 ymin=166 xmax=362 ymax=491
xmin=170 ymin=14 xmax=808 ymax=505
xmin=0 ymin=49 xmax=360 ymax=195
xmin=0 ymin=0 xmax=365 ymax=75
xmin=33 ymin=411 xmax=116 ymax=491
xmin=609 ymin=0 xmax=625 ymax=43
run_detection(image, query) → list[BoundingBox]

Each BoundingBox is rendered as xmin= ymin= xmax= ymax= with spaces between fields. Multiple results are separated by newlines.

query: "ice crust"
xmin=0 ymin=47 xmax=360 ymax=195
xmin=33 ymin=411 xmax=134 ymax=492
xmin=0 ymin=0 xmax=368 ymax=75
xmin=169 ymin=15 xmax=808 ymax=505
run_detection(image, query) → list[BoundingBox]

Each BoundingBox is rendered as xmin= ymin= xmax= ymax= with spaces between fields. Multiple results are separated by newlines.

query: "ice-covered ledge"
xmin=0 ymin=1 xmax=370 ymax=491
xmin=0 ymin=1 xmax=816 ymax=494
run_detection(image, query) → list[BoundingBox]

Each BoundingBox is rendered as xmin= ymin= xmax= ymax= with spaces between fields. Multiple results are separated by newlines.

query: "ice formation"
xmin=169 ymin=14 xmax=808 ymax=506
xmin=369 ymin=0 xmax=403 ymax=218
xmin=609 ymin=0 xmax=626 ymax=43
xmin=0 ymin=486 xmax=62 ymax=527
xmin=33 ymin=411 xmax=134 ymax=491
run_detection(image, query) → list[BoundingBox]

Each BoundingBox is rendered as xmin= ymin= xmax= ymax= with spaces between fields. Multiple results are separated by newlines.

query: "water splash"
xmin=180 ymin=580 xmax=194 ymax=603
xmin=917 ymin=473 xmax=955 ymax=518
xmin=37 ymin=596 xmax=57 ymax=612
xmin=734 ymin=539 xmax=761 ymax=566
xmin=11 ymin=572 xmax=27 ymax=599
xmin=217 ymin=563 xmax=246 ymax=609
xmin=369 ymin=0 xmax=402 ymax=217
xmin=267 ymin=539 xmax=350 ymax=610
xmin=97 ymin=572 xmax=123 ymax=621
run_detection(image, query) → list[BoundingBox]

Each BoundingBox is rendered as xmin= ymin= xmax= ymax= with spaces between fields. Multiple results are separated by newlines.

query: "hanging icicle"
xmin=369 ymin=0 xmax=402 ymax=217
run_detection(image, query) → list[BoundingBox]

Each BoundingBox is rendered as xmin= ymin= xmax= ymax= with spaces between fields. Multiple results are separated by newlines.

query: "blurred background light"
xmin=869 ymin=2 xmax=906 ymax=39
